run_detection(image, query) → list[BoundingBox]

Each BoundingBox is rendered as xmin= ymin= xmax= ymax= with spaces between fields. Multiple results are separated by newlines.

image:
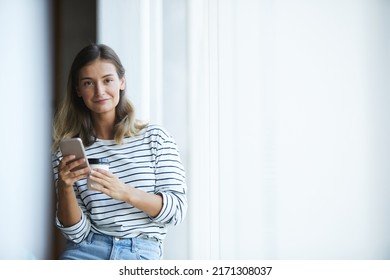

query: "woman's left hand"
xmin=88 ymin=169 xmax=130 ymax=201
xmin=89 ymin=168 xmax=163 ymax=217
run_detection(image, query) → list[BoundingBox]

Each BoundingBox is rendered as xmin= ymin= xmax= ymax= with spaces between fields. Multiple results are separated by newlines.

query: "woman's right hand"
xmin=58 ymin=155 xmax=90 ymax=189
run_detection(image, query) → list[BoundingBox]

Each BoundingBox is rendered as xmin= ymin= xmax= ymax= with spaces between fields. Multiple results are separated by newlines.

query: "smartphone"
xmin=59 ymin=138 xmax=90 ymax=172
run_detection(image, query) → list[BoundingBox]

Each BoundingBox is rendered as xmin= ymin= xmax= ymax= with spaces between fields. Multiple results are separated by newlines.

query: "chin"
xmin=90 ymin=107 xmax=114 ymax=114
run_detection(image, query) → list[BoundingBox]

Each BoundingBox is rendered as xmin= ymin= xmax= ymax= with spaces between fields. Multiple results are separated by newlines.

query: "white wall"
xmin=188 ymin=0 xmax=390 ymax=259
xmin=0 ymin=0 xmax=52 ymax=259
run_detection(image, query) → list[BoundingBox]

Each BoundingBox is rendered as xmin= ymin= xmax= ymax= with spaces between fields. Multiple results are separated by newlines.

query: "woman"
xmin=51 ymin=43 xmax=187 ymax=260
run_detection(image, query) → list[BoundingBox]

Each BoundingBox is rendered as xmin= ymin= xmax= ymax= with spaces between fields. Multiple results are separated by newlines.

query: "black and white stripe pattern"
xmin=52 ymin=125 xmax=187 ymax=243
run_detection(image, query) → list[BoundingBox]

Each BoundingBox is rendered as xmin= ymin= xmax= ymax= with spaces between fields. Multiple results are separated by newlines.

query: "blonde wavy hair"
xmin=52 ymin=43 xmax=147 ymax=152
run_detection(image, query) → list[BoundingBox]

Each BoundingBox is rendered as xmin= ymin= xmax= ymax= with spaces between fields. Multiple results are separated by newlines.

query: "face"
xmin=77 ymin=59 xmax=125 ymax=118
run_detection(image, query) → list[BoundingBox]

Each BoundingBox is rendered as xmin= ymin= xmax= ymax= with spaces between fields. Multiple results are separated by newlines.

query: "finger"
xmin=89 ymin=183 xmax=103 ymax=192
xmin=58 ymin=157 xmax=73 ymax=172
xmin=89 ymin=171 xmax=111 ymax=187
xmin=72 ymin=166 xmax=91 ymax=177
xmin=59 ymin=167 xmax=71 ymax=178
xmin=93 ymin=168 xmax=112 ymax=177
xmin=60 ymin=155 xmax=76 ymax=166
xmin=61 ymin=165 xmax=90 ymax=182
xmin=90 ymin=183 xmax=113 ymax=197
xmin=66 ymin=158 xmax=88 ymax=172
xmin=73 ymin=172 xmax=89 ymax=182
xmin=89 ymin=169 xmax=111 ymax=181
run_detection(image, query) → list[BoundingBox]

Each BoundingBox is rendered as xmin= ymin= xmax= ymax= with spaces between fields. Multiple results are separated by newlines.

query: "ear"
xmin=120 ymin=77 xmax=126 ymax=91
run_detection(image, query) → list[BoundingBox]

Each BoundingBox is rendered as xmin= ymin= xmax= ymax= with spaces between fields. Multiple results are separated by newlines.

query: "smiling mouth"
xmin=94 ymin=99 xmax=109 ymax=103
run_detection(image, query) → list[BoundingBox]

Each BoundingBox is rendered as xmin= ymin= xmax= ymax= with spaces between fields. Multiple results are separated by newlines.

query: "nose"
xmin=94 ymin=82 xmax=105 ymax=96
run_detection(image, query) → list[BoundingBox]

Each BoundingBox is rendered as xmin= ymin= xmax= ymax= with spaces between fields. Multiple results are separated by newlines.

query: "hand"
xmin=88 ymin=168 xmax=130 ymax=201
xmin=58 ymin=155 xmax=90 ymax=189
xmin=89 ymin=169 xmax=163 ymax=217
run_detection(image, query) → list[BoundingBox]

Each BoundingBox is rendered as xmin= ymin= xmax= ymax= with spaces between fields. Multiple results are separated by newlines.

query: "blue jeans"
xmin=60 ymin=232 xmax=163 ymax=260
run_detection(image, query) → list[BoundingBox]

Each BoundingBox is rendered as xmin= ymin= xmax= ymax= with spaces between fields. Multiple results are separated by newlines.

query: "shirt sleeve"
xmin=51 ymin=151 xmax=91 ymax=243
xmin=151 ymin=131 xmax=187 ymax=226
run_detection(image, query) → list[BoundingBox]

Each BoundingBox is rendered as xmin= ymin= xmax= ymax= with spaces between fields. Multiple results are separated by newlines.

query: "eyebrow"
xmin=79 ymin=74 xmax=115 ymax=81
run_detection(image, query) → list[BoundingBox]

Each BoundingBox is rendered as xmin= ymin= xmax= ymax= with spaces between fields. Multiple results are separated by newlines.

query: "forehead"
xmin=79 ymin=59 xmax=117 ymax=78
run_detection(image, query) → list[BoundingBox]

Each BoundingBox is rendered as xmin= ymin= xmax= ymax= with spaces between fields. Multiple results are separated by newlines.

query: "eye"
xmin=105 ymin=78 xmax=114 ymax=84
xmin=83 ymin=80 xmax=94 ymax=87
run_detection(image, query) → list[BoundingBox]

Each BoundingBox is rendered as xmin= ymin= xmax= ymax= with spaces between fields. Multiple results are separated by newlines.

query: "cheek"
xmin=110 ymin=87 xmax=121 ymax=101
xmin=113 ymin=93 xmax=121 ymax=106
xmin=78 ymin=92 xmax=95 ymax=108
xmin=79 ymin=89 xmax=94 ymax=99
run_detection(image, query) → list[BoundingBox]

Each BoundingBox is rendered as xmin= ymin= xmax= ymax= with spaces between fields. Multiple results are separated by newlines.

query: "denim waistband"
xmin=88 ymin=231 xmax=161 ymax=243
xmin=135 ymin=234 xmax=161 ymax=243
xmin=63 ymin=231 xmax=163 ymax=260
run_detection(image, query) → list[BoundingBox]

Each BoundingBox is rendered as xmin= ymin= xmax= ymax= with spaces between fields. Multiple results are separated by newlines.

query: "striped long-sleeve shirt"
xmin=52 ymin=125 xmax=187 ymax=243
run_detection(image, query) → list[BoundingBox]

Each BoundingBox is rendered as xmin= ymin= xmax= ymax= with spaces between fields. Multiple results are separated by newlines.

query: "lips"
xmin=94 ymin=99 xmax=109 ymax=104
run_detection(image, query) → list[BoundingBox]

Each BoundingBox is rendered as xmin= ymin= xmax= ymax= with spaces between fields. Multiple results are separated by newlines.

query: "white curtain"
xmin=188 ymin=0 xmax=390 ymax=259
xmin=98 ymin=0 xmax=390 ymax=260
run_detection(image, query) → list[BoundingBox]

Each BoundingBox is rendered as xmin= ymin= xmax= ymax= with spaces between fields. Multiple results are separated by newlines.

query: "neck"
xmin=92 ymin=112 xmax=115 ymax=140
